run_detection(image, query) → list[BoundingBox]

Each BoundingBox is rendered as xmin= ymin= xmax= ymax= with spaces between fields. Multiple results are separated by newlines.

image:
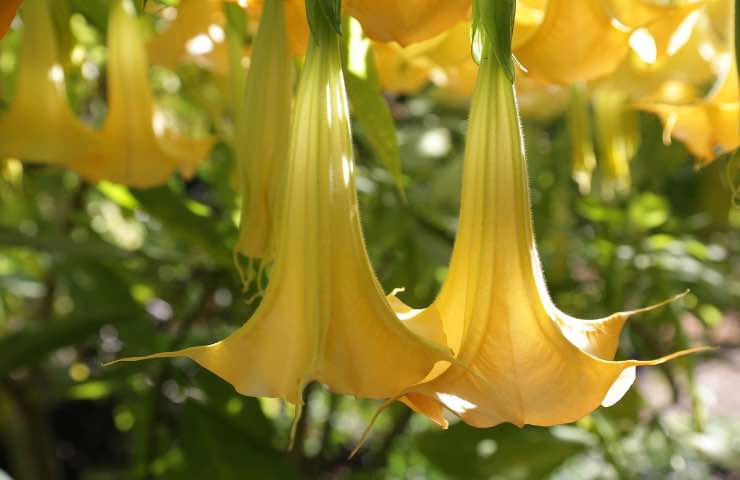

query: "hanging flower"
xmin=514 ymin=0 xmax=632 ymax=84
xmin=233 ymin=0 xmax=292 ymax=264
xmin=113 ymin=1 xmax=454 ymax=419
xmin=72 ymin=0 xmax=213 ymax=187
xmin=634 ymin=1 xmax=739 ymax=166
xmin=0 ymin=0 xmax=96 ymax=166
xmin=147 ymin=0 xmax=230 ymax=74
xmin=378 ymin=31 xmax=707 ymax=433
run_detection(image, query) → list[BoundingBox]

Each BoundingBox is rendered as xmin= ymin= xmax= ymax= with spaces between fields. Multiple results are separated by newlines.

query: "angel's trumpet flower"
xmin=604 ymin=8 xmax=722 ymax=101
xmin=345 ymin=0 xmax=471 ymax=47
xmin=381 ymin=38 xmax=706 ymax=432
xmin=113 ymin=7 xmax=453 ymax=414
xmin=514 ymin=0 xmax=632 ymax=84
xmin=0 ymin=0 xmax=21 ymax=38
xmin=73 ymin=0 xmax=213 ymax=187
xmin=147 ymin=0 xmax=229 ymax=74
xmin=636 ymin=2 xmax=739 ymax=166
xmin=233 ymin=0 xmax=292 ymax=265
xmin=0 ymin=0 xmax=96 ymax=165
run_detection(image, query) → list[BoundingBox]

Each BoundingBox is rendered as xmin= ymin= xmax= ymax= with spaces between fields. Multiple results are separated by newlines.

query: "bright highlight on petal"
xmin=73 ymin=0 xmax=213 ymax=187
xmin=113 ymin=8 xmax=453 ymax=409
xmin=0 ymin=0 xmax=96 ymax=166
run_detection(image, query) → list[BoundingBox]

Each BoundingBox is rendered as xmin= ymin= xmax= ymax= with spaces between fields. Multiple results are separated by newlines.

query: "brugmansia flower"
xmin=113 ymin=5 xmax=454 ymax=421
xmin=513 ymin=0 xmax=705 ymax=85
xmin=345 ymin=0 xmax=471 ymax=47
xmin=73 ymin=0 xmax=213 ymax=187
xmin=0 ymin=0 xmax=21 ymax=38
xmin=0 ymin=0 xmax=96 ymax=165
xmin=514 ymin=0 xmax=632 ymax=84
xmin=233 ymin=0 xmax=292 ymax=263
xmin=147 ymin=0 xmax=229 ymax=74
xmin=380 ymin=36 xmax=706 ymax=432
xmin=635 ymin=2 xmax=739 ymax=166
xmin=639 ymin=60 xmax=739 ymax=165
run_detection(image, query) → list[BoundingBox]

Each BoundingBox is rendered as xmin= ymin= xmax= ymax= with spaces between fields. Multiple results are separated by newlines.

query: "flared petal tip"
xmin=621 ymin=289 xmax=690 ymax=318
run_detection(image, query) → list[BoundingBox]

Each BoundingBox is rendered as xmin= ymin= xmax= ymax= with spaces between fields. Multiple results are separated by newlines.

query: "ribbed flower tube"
xmin=234 ymin=0 xmax=292 ymax=261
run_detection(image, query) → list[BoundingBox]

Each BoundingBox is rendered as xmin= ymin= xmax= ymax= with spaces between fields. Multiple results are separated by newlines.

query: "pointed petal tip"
xmin=622 ymin=289 xmax=690 ymax=318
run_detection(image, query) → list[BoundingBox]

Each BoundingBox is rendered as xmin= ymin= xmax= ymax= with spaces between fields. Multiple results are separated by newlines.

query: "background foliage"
xmin=1 ymin=0 xmax=739 ymax=479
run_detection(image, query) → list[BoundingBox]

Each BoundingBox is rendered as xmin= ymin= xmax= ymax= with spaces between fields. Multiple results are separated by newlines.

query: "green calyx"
xmin=306 ymin=0 xmax=342 ymax=44
xmin=473 ymin=0 xmax=516 ymax=83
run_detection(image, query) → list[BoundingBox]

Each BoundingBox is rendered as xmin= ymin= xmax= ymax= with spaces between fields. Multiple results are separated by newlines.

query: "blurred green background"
xmin=1 ymin=1 xmax=739 ymax=479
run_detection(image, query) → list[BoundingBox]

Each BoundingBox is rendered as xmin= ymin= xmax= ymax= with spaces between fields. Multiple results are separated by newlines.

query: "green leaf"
xmin=132 ymin=186 xmax=232 ymax=267
xmin=418 ymin=423 xmax=584 ymax=479
xmin=343 ymin=18 xmax=405 ymax=199
xmin=176 ymin=399 xmax=302 ymax=479
xmin=474 ymin=0 xmax=516 ymax=82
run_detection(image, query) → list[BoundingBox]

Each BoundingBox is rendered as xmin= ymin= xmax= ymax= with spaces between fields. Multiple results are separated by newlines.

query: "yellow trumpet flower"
xmin=371 ymin=21 xmax=476 ymax=97
xmin=113 ymin=11 xmax=453 ymax=416
xmin=0 ymin=0 xmax=96 ymax=165
xmin=381 ymin=45 xmax=706 ymax=432
xmin=514 ymin=0 xmax=632 ymax=84
xmin=345 ymin=0 xmax=471 ymax=47
xmin=635 ymin=2 xmax=739 ymax=166
xmin=371 ymin=41 xmax=435 ymax=95
xmin=147 ymin=0 xmax=230 ymax=74
xmin=234 ymin=0 xmax=292 ymax=262
xmin=0 ymin=0 xmax=21 ymax=39
xmin=604 ymin=8 xmax=722 ymax=100
xmin=73 ymin=0 xmax=213 ymax=187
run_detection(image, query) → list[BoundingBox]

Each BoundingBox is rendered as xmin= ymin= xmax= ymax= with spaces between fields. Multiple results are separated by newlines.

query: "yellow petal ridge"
xmin=112 ymin=18 xmax=455 ymax=406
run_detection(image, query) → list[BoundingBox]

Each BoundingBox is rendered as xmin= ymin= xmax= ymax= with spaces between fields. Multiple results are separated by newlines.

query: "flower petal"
xmin=0 ymin=0 xmax=96 ymax=165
